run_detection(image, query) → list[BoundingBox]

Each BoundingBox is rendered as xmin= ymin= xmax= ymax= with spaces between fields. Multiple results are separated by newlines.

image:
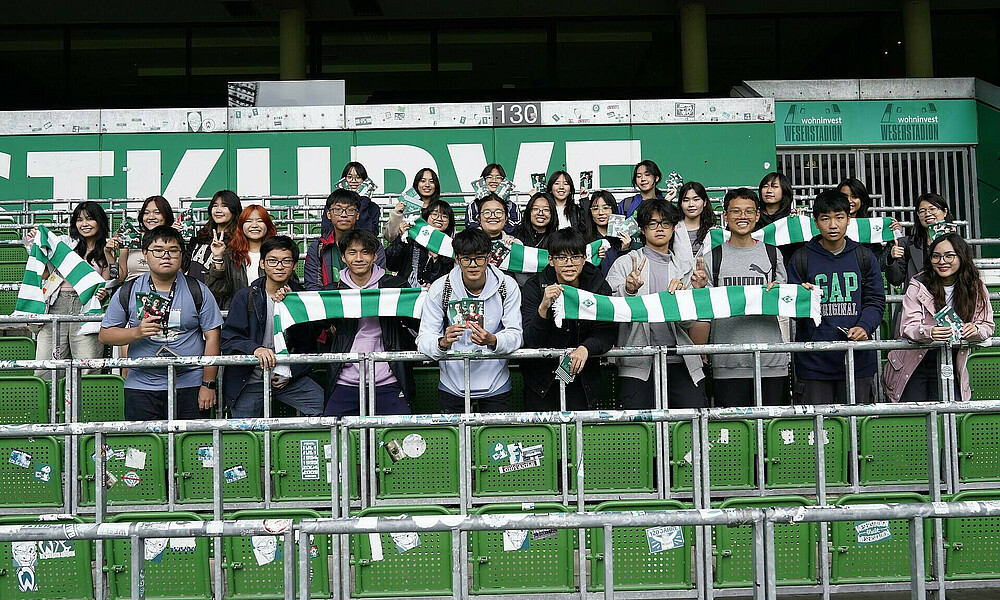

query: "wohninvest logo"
xmin=783 ymin=104 xmax=843 ymax=142
xmin=880 ymin=103 xmax=940 ymax=141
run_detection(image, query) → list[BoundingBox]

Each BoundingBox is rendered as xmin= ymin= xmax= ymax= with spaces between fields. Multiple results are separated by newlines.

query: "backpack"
xmin=117 ymin=274 xmax=204 ymax=317
xmin=793 ymin=244 xmax=871 ymax=285
xmin=711 ymin=243 xmax=778 ymax=287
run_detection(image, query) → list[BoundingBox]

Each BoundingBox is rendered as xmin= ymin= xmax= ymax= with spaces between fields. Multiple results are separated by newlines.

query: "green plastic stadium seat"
xmin=57 ymin=374 xmax=125 ymax=422
xmin=0 ymin=436 xmax=64 ymax=507
xmin=352 ymin=505 xmax=453 ymax=597
xmin=175 ymin=432 xmax=262 ymax=503
xmin=79 ymin=434 xmax=167 ymax=506
xmin=716 ymin=496 xmax=817 ymax=587
xmin=0 ymin=515 xmax=93 ymax=599
xmin=225 ymin=509 xmax=330 ymax=599
xmin=859 ymin=415 xmax=941 ymax=485
xmin=0 ymin=288 xmax=18 ymax=315
xmin=0 ymin=247 xmax=27 ymax=263
xmin=671 ymin=420 xmax=755 ymax=492
xmin=376 ymin=426 xmax=459 ymax=499
xmin=567 ymin=423 xmax=655 ymax=493
xmin=957 ymin=413 xmax=1000 ymax=483
xmin=471 ymin=503 xmax=574 ymax=594
xmin=944 ymin=489 xmax=1000 ymax=580
xmin=472 ymin=425 xmax=560 ymax=496
xmin=105 ymin=512 xmax=210 ymax=600
xmin=271 ymin=429 xmax=359 ymax=503
xmin=588 ymin=500 xmax=693 ymax=591
xmin=0 ymin=376 xmax=48 ymax=424
xmin=0 ymin=262 xmax=25 ymax=283
xmin=765 ymin=417 xmax=848 ymax=488
xmin=968 ymin=351 xmax=1000 ymax=400
xmin=0 ymin=337 xmax=35 ymax=376
xmin=830 ymin=492 xmax=932 ymax=584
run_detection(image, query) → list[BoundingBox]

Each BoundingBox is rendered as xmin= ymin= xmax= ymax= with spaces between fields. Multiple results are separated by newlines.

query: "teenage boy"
xmin=220 ymin=235 xmax=325 ymax=418
xmin=521 ymin=229 xmax=616 ymax=411
xmin=323 ymin=229 xmax=417 ymax=417
xmin=417 ymin=228 xmax=523 ymax=413
xmin=606 ymin=198 xmax=705 ymax=409
xmin=304 ymin=189 xmax=385 ymax=290
xmin=100 ymin=226 xmax=224 ymax=420
xmin=787 ymin=189 xmax=886 ymax=404
xmin=692 ymin=188 xmax=788 ymax=407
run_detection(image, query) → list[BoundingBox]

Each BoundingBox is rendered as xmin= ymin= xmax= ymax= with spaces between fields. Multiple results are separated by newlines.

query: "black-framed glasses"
xmin=550 ymin=254 xmax=585 ymax=265
xmin=457 ymin=255 xmax=488 ymax=266
xmin=644 ymin=220 xmax=673 ymax=230
xmin=147 ymin=248 xmax=181 ymax=258
xmin=327 ymin=207 xmax=358 ymax=216
xmin=930 ymin=252 xmax=958 ymax=263
xmin=264 ymin=258 xmax=295 ymax=267
xmin=481 ymin=209 xmax=505 ymax=218
xmin=726 ymin=209 xmax=758 ymax=217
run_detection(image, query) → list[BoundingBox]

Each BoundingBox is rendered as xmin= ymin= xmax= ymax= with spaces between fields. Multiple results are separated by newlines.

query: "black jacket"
xmin=220 ymin=277 xmax=319 ymax=406
xmin=520 ymin=263 xmax=616 ymax=407
xmin=384 ymin=237 xmax=453 ymax=287
xmin=322 ymin=273 xmax=418 ymax=400
xmin=205 ymin=251 xmax=261 ymax=310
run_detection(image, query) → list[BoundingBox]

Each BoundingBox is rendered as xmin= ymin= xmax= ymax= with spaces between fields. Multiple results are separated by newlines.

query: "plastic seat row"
xmin=2 ymin=491 xmax=997 ymax=599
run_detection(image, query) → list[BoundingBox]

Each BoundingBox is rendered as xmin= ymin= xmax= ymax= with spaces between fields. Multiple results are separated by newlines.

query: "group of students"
xmin=26 ymin=158 xmax=994 ymax=421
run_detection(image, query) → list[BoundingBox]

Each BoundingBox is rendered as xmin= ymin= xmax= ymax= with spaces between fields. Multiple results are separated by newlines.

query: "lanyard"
xmin=148 ymin=276 xmax=177 ymax=338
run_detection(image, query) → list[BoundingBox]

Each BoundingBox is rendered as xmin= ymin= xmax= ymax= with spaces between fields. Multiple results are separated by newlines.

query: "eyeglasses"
xmin=146 ymin=248 xmax=181 ymax=258
xmin=644 ymin=220 xmax=674 ymax=230
xmin=485 ymin=174 xmax=504 ymax=182
xmin=531 ymin=208 xmax=551 ymax=215
xmin=457 ymin=255 xmax=488 ymax=266
xmin=930 ymin=252 xmax=958 ymax=263
xmin=327 ymin=207 xmax=358 ymax=216
xmin=917 ymin=207 xmax=942 ymax=216
xmin=345 ymin=174 xmax=363 ymax=181
xmin=726 ymin=209 xmax=758 ymax=217
xmin=591 ymin=204 xmax=612 ymax=213
xmin=481 ymin=209 xmax=505 ymax=219
xmin=550 ymin=254 xmax=585 ymax=265
xmin=427 ymin=211 xmax=448 ymax=221
xmin=264 ymin=258 xmax=295 ymax=267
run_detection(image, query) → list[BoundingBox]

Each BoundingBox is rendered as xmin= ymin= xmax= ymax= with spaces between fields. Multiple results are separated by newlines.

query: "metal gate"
xmin=777 ymin=147 xmax=977 ymax=234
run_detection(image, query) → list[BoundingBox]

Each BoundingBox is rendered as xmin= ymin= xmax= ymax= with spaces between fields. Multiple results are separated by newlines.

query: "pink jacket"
xmin=883 ymin=278 xmax=994 ymax=402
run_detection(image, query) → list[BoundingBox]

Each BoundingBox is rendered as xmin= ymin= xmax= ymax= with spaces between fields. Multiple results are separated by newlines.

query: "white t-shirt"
xmin=245 ymin=251 xmax=260 ymax=284
xmin=944 ymin=284 xmax=955 ymax=308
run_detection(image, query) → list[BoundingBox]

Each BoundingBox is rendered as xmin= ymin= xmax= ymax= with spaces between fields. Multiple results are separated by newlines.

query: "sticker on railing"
xmin=224 ymin=465 xmax=248 ymax=484
xmin=781 ymin=430 xmax=795 ymax=445
xmin=37 ymin=540 xmax=74 ymax=560
xmin=490 ymin=440 xmax=510 ymax=464
xmin=502 ymin=529 xmax=529 ymax=551
xmin=718 ymin=429 xmax=730 ymax=444
xmin=300 ymin=440 xmax=320 ymax=481
xmin=32 ymin=462 xmax=52 ymax=483
xmin=125 ymin=448 xmax=146 ymax=470
xmin=144 ymin=538 xmax=169 ymax=563
xmin=855 ymin=520 xmax=892 ymax=545
xmin=402 ymin=434 xmax=426 ymax=458
xmin=12 ymin=541 xmax=37 ymax=592
xmin=807 ymin=430 xmax=830 ymax=446
xmin=122 ymin=471 xmax=141 ymax=488
xmin=169 ymin=538 xmax=196 ymax=552
xmin=103 ymin=471 xmax=118 ymax=489
xmin=390 ymin=531 xmax=421 ymax=554
xmin=197 ymin=446 xmax=214 ymax=467
xmin=532 ymin=528 xmax=557 ymax=541
xmin=9 ymin=449 xmax=31 ymax=468
xmin=251 ymin=535 xmax=280 ymax=566
xmin=110 ymin=448 xmax=126 ymax=461
xmin=646 ymin=526 xmax=685 ymax=553
xmin=385 ymin=439 xmax=406 ymax=463
xmin=499 ymin=442 xmax=543 ymax=473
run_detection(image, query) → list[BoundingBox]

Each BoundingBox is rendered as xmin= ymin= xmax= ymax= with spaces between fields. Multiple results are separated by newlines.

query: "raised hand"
xmin=538 ymin=284 xmax=563 ymax=316
xmin=210 ymin=229 xmax=226 ymax=260
xmin=667 ymin=278 xmax=686 ymax=294
xmin=438 ymin=323 xmax=464 ymax=350
xmin=890 ymin=240 xmax=904 ymax=259
xmin=625 ymin=255 xmax=646 ymax=295
xmin=691 ymin=256 xmax=708 ymax=288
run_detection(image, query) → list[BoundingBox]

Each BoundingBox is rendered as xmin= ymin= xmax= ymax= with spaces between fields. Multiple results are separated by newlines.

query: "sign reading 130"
xmin=493 ymin=102 xmax=541 ymax=127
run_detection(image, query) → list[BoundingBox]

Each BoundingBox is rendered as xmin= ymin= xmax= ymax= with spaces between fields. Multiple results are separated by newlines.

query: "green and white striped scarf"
xmin=406 ymin=219 xmax=608 ymax=273
xmin=273 ymin=288 xmax=426 ymax=354
xmin=15 ymin=225 xmax=108 ymax=315
xmin=553 ymin=283 xmax=821 ymax=328
xmin=700 ymin=216 xmax=900 ymax=255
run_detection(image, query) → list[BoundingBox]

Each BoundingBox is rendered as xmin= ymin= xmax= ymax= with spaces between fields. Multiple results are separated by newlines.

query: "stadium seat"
xmin=0 ymin=262 xmax=25 ymax=283
xmin=968 ymin=350 xmax=1000 ymax=400
xmin=588 ymin=500 xmax=693 ymax=591
xmin=57 ymin=374 xmax=125 ymax=422
xmin=944 ymin=489 xmax=1000 ymax=580
xmin=0 ymin=337 xmax=36 ymax=376
xmin=830 ymin=492 xmax=932 ymax=584
xmin=471 ymin=503 xmax=574 ymax=594
xmin=105 ymin=512 xmax=211 ymax=600
xmin=715 ymin=496 xmax=817 ymax=587
xmin=567 ymin=423 xmax=655 ymax=493
xmin=0 ymin=246 xmax=27 ymax=263
xmin=0 ymin=436 xmax=64 ymax=507
xmin=352 ymin=505 xmax=453 ymax=597
xmin=0 ymin=376 xmax=48 ymax=424
xmin=0 ymin=515 xmax=93 ymax=599
xmin=375 ymin=426 xmax=459 ymax=499
xmin=859 ymin=415 xmax=941 ymax=485
xmin=765 ymin=417 xmax=848 ymax=488
xmin=0 ymin=288 xmax=18 ymax=315
xmin=671 ymin=420 xmax=755 ymax=492
xmin=271 ymin=429 xmax=359 ymax=503
xmin=957 ymin=413 xmax=1000 ymax=483
xmin=79 ymin=434 xmax=167 ymax=506
xmin=224 ymin=509 xmax=329 ymax=599
xmin=472 ymin=424 xmax=560 ymax=496
xmin=175 ymin=432 xmax=262 ymax=503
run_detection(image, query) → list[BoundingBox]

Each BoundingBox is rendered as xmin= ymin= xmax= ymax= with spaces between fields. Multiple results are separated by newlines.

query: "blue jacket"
xmin=787 ymin=236 xmax=886 ymax=380
xmin=220 ymin=277 xmax=319 ymax=406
